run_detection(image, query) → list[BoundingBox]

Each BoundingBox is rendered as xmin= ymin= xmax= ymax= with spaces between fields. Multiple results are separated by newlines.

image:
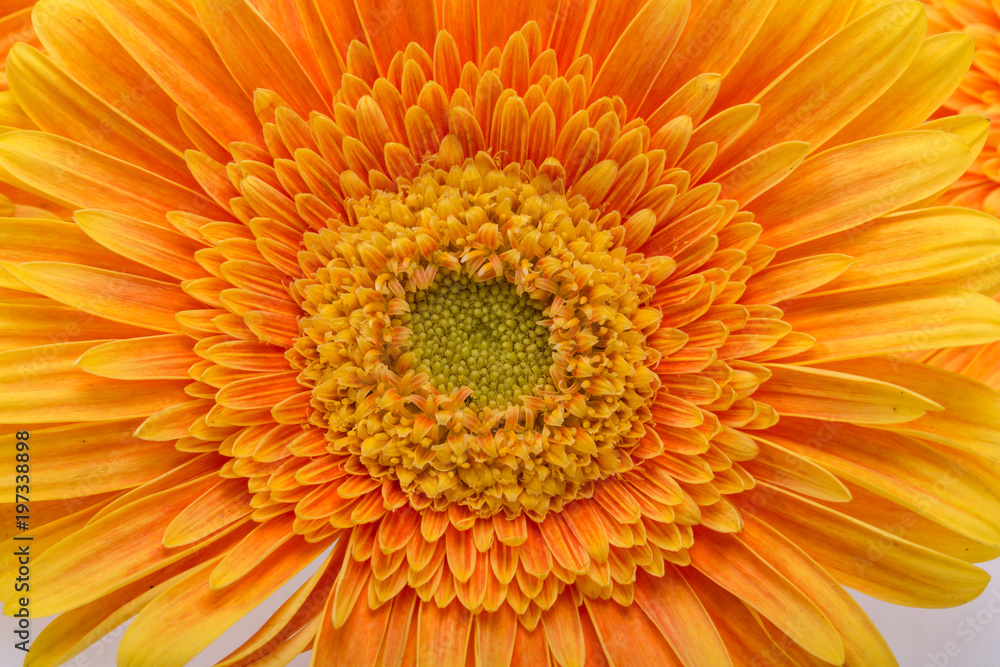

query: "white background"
xmin=2 ymin=550 xmax=1000 ymax=666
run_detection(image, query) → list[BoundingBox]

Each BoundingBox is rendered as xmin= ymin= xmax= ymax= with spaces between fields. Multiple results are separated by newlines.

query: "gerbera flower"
xmin=3 ymin=0 xmax=1000 ymax=665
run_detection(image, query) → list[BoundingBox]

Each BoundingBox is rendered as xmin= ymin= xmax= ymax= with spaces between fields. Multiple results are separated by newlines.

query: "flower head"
xmin=3 ymin=1 xmax=1000 ymax=666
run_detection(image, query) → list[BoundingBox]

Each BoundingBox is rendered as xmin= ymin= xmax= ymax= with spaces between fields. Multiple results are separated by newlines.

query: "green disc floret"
xmin=405 ymin=273 xmax=552 ymax=408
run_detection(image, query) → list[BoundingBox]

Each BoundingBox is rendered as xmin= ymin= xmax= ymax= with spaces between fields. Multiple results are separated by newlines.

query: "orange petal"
xmin=31 ymin=0 xmax=191 ymax=149
xmin=0 ymin=303 xmax=150 ymax=351
xmin=191 ymin=0 xmax=328 ymax=118
xmin=7 ymin=44 xmax=194 ymax=187
xmin=312 ymin=576 xmax=393 ymax=667
xmin=417 ymin=599 xmax=472 ymax=667
xmin=118 ymin=533 xmax=331 ymax=667
xmin=742 ymin=436 xmax=852 ymax=502
xmin=589 ymin=0 xmax=688 ymax=114
xmin=209 ymin=514 xmax=299 ymax=589
xmin=715 ymin=1 xmax=925 ymax=169
xmin=1 ymin=261 xmax=201 ymax=332
xmin=14 ymin=473 xmax=223 ymax=615
xmin=738 ymin=254 xmax=853 ymax=305
xmin=163 ymin=477 xmax=252 ymax=547
xmin=355 ymin=0 xmax=437 ymax=73
xmin=0 ymin=419 xmax=189 ymax=501
xmin=584 ymin=596 xmax=683 ymax=667
xmin=828 ymin=33 xmax=974 ymax=148
xmin=633 ymin=566 xmax=732 ymax=667
xmin=822 ymin=356 xmax=1000 ymax=463
xmin=0 ymin=341 xmax=189 ymax=424
xmin=540 ymin=592 xmax=585 ymax=667
xmin=779 ymin=286 xmax=1000 ymax=364
xmin=87 ymin=0 xmax=262 ymax=148
xmin=476 ymin=603 xmax=517 ymax=667
xmin=0 ymin=131 xmax=228 ymax=225
xmin=76 ymin=334 xmax=199 ymax=380
xmin=73 ymin=209 xmax=209 ymax=281
xmin=689 ymin=529 xmax=844 ymax=664
xmin=642 ymin=0 xmax=776 ymax=117
xmin=778 ymin=207 xmax=1000 ymax=295
xmin=749 ymin=130 xmax=975 ymax=250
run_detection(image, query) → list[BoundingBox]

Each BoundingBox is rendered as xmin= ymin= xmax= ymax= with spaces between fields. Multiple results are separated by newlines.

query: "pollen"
xmin=404 ymin=273 xmax=552 ymax=408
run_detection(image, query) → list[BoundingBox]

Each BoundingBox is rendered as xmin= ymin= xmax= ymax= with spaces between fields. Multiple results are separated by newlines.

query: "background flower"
xmin=1 ymin=1 xmax=1000 ymax=666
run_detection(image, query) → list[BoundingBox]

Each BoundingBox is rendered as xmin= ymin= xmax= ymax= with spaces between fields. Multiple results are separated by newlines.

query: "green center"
xmin=405 ymin=273 xmax=553 ymax=408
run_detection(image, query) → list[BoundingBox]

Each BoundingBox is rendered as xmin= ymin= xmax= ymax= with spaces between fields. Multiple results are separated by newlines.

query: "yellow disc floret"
xmin=296 ymin=154 xmax=662 ymax=518
xmin=405 ymin=274 xmax=552 ymax=408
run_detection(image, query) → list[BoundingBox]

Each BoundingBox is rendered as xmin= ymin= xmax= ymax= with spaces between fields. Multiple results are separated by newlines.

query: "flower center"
xmin=294 ymin=155 xmax=663 ymax=518
xmin=404 ymin=274 xmax=553 ymax=409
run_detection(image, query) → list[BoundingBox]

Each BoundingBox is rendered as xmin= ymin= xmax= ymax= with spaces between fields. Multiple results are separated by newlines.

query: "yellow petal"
xmin=716 ymin=1 xmax=925 ymax=170
xmin=215 ymin=546 xmax=341 ymax=667
xmin=742 ymin=436 xmax=852 ymax=502
xmin=736 ymin=484 xmax=991 ymax=607
xmin=21 ymin=531 xmax=242 ymax=667
xmin=712 ymin=0 xmax=856 ymax=110
xmin=738 ymin=514 xmax=897 ymax=666
xmin=778 ymin=207 xmax=1000 ymax=295
xmin=824 ymin=356 xmax=1000 ymax=461
xmin=0 ymin=303 xmax=150 ymax=352
xmin=750 ymin=130 xmax=975 ymax=249
xmin=768 ymin=415 xmax=1000 ymax=547
xmin=779 ymin=286 xmax=1000 ymax=363
xmin=12 ymin=473 xmax=227 ymax=615
xmin=827 ymin=33 xmax=974 ymax=147
xmin=754 ymin=363 xmax=941 ymax=424
xmin=133 ymin=399 xmax=211 ymax=441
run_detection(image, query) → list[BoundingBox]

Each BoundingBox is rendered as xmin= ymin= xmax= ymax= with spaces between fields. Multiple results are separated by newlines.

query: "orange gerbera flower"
xmin=3 ymin=1 xmax=1000 ymax=665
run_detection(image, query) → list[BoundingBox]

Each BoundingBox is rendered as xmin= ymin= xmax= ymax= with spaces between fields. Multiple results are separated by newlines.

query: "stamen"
xmin=405 ymin=274 xmax=552 ymax=408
